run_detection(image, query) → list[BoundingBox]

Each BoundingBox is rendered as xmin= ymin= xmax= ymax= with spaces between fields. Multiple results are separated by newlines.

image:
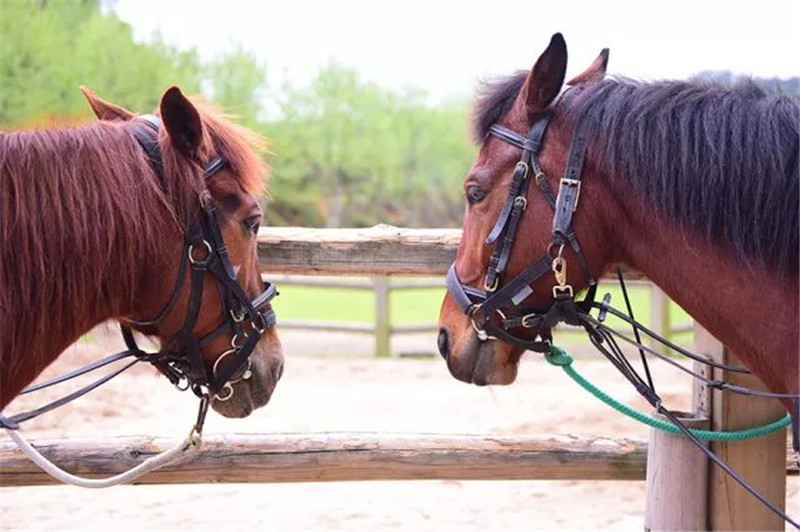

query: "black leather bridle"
xmin=1 ymin=114 xmax=279 ymax=439
xmin=446 ymin=93 xmax=597 ymax=351
xmin=445 ymin=93 xmax=800 ymax=528
xmin=122 ymin=115 xmax=278 ymax=402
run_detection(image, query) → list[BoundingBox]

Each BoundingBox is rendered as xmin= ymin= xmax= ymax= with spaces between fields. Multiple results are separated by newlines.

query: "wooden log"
xmin=2 ymin=432 xmax=793 ymax=488
xmin=0 ymin=433 xmax=647 ymax=487
xmin=644 ymin=411 xmax=710 ymax=531
xmin=696 ymin=325 xmax=788 ymax=531
xmin=258 ymin=226 xmax=461 ymax=276
xmin=257 ymin=226 xmax=647 ymax=278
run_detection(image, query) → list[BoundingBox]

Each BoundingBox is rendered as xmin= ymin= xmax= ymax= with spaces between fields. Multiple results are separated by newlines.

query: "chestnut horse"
xmin=438 ymin=34 xmax=798 ymax=413
xmin=0 ymin=87 xmax=284 ymax=419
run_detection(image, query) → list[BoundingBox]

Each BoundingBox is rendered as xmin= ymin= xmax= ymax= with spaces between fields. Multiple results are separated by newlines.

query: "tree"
xmin=0 ymin=0 xmax=201 ymax=126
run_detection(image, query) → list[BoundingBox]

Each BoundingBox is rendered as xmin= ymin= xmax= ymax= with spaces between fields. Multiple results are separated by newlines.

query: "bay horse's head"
xmin=82 ymin=87 xmax=284 ymax=418
xmin=438 ymin=34 xmax=614 ymax=385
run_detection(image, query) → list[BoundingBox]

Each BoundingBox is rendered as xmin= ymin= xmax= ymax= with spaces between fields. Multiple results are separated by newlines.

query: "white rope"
xmin=3 ymin=425 xmax=201 ymax=488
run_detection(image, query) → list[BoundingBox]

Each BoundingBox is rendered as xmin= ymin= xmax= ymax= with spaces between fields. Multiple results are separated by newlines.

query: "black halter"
xmin=446 ymin=98 xmax=597 ymax=352
xmin=122 ymin=115 xmax=278 ymax=402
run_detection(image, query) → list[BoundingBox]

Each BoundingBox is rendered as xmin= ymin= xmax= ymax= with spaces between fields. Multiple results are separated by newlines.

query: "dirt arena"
xmin=1 ymin=327 xmax=797 ymax=531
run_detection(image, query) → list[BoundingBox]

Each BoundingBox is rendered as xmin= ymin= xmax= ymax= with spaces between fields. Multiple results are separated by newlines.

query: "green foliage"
xmin=0 ymin=0 xmax=201 ymax=124
xmin=205 ymin=46 xmax=267 ymax=129
xmin=0 ymin=2 xmax=474 ymax=227
xmin=267 ymin=63 xmax=474 ymax=227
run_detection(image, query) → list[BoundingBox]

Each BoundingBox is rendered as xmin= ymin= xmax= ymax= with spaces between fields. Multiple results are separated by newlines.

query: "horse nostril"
xmin=437 ymin=329 xmax=450 ymax=360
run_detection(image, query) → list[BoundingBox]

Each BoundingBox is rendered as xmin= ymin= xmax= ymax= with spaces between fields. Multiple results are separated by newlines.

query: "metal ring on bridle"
xmin=174 ymin=374 xmax=191 ymax=392
xmin=188 ymin=240 xmax=212 ymax=265
xmin=470 ymin=317 xmax=491 ymax=342
xmin=231 ymin=334 xmax=246 ymax=349
xmin=229 ymin=308 xmax=245 ymax=323
xmin=214 ymin=383 xmax=234 ymax=402
xmin=514 ymin=196 xmax=527 ymax=210
xmin=244 ymin=315 xmax=267 ymax=335
xmin=213 ymin=348 xmax=253 ymax=383
xmin=547 ymin=242 xmax=567 ymax=259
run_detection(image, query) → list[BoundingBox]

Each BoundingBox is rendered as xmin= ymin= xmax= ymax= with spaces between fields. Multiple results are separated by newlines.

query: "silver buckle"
xmin=559 ymin=177 xmax=581 ymax=210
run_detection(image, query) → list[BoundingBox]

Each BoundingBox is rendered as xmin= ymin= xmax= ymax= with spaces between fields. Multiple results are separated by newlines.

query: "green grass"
xmin=271 ymin=283 xmax=445 ymax=324
xmin=272 ymin=279 xmax=692 ymax=343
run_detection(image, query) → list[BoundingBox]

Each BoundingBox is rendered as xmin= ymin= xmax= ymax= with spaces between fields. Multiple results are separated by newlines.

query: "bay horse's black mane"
xmin=473 ymin=74 xmax=800 ymax=276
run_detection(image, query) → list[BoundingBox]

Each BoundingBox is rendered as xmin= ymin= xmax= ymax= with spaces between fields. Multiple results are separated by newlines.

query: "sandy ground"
xmin=1 ymin=328 xmax=797 ymax=531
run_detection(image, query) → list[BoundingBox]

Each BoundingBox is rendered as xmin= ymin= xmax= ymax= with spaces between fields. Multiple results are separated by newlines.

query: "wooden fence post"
xmin=645 ymin=411 xmax=709 ymax=531
xmin=695 ymin=324 xmax=787 ymax=531
xmin=649 ymin=286 xmax=671 ymax=354
xmin=644 ymin=347 xmax=711 ymax=531
xmin=373 ymin=277 xmax=391 ymax=358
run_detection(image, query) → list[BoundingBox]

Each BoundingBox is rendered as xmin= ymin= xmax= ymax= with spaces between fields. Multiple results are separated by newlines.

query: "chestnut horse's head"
xmin=438 ymin=34 xmax=615 ymax=386
xmin=82 ymin=87 xmax=284 ymax=418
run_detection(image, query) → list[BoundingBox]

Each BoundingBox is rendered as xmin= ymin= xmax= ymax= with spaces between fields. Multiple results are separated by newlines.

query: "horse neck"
xmin=0 ymin=125 xmax=181 ymax=407
xmin=613 ymin=190 xmax=799 ymax=397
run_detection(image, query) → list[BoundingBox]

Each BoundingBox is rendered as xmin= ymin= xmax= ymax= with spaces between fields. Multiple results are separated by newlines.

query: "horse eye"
xmin=466 ymin=186 xmax=486 ymax=205
xmin=243 ymin=215 xmax=261 ymax=235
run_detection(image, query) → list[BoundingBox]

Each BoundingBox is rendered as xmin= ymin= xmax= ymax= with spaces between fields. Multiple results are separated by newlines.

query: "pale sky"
xmin=114 ymin=0 xmax=799 ymax=101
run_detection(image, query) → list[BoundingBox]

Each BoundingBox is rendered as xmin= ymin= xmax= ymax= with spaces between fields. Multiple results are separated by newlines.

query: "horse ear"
xmin=521 ymin=33 xmax=568 ymax=117
xmin=159 ymin=86 xmax=204 ymax=158
xmin=566 ymin=48 xmax=610 ymax=86
xmin=80 ymin=86 xmax=136 ymax=121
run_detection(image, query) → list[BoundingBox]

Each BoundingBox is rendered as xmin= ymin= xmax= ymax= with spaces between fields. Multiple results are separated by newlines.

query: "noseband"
xmin=123 ymin=115 xmax=278 ymax=402
xmin=446 ymin=96 xmax=596 ymax=351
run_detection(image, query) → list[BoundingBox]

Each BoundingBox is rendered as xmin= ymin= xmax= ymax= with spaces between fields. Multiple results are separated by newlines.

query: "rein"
xmin=0 ymin=114 xmax=278 ymax=487
xmin=446 ymin=96 xmax=800 ymax=528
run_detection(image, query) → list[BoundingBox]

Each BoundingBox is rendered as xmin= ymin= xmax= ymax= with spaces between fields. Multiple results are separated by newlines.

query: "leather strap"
xmin=552 ymin=120 xmax=588 ymax=243
xmin=132 ymin=115 xmax=164 ymax=181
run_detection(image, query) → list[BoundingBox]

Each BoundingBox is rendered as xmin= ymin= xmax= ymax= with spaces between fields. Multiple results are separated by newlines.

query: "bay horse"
xmin=437 ymin=34 xmax=798 ymax=414
xmin=1 ymin=87 xmax=284 ymax=419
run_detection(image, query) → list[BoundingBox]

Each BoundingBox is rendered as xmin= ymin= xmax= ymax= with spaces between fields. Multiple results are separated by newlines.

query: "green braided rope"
xmin=544 ymin=345 xmax=791 ymax=441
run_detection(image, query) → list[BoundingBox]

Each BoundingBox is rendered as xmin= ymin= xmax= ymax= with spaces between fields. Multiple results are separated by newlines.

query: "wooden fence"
xmin=262 ymin=226 xmax=690 ymax=357
xmin=1 ymin=226 xmax=791 ymax=531
xmin=274 ymin=274 xmax=689 ymax=358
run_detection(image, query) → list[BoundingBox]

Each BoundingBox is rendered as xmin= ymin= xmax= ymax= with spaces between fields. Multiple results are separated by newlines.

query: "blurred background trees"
xmin=2 ymin=0 xmax=797 ymax=228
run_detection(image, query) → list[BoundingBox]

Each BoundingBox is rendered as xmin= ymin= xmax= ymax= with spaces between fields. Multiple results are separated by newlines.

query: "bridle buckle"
xmin=484 ymin=276 xmax=499 ymax=293
xmin=559 ymin=177 xmax=581 ymax=210
xmin=521 ymin=313 xmax=539 ymax=328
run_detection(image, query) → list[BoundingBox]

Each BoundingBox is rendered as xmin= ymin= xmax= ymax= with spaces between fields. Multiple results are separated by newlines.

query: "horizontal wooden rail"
xmin=259 ymin=226 xmax=461 ymax=276
xmin=278 ymin=320 xmax=375 ymax=334
xmin=1 ymin=433 xmax=648 ymax=486
xmin=2 ymin=433 xmax=795 ymax=487
xmin=0 ymin=433 xmax=797 ymax=486
xmin=258 ymin=225 xmax=646 ymax=279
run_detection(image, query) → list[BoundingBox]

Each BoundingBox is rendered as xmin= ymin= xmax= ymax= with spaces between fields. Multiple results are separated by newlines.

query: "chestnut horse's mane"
xmin=473 ymin=73 xmax=800 ymax=276
xmin=0 ymin=101 xmax=267 ymax=377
